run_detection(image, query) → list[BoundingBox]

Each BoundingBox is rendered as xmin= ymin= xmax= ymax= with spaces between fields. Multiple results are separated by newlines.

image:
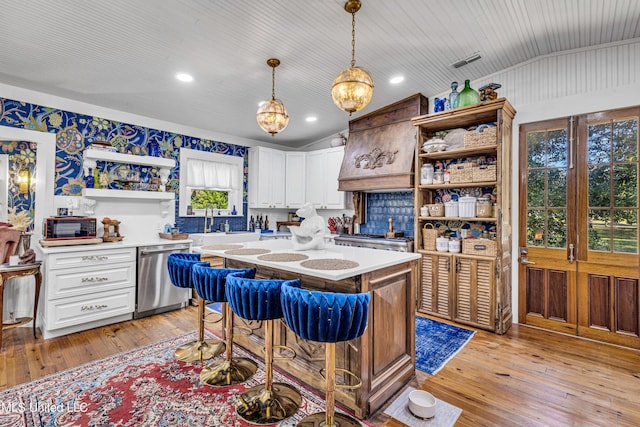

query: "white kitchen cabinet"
xmin=285 ymin=152 xmax=306 ymax=208
xmin=248 ymin=147 xmax=286 ymax=209
xmin=305 ymin=146 xmax=345 ymax=209
xmin=41 ymin=246 xmax=137 ymax=338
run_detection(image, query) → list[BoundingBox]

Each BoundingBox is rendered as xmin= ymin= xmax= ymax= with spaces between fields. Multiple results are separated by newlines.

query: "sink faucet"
xmin=204 ymin=204 xmax=215 ymax=233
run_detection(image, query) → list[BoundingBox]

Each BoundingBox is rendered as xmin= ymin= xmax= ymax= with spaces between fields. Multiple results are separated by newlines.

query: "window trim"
xmin=178 ymin=148 xmax=243 ymax=217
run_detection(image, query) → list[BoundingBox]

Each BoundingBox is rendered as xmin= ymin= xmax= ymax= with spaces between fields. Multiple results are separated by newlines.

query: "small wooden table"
xmin=0 ymin=262 xmax=42 ymax=351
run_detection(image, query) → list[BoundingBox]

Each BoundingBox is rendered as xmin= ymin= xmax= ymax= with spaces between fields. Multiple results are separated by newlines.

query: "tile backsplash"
xmin=359 ymin=191 xmax=414 ymax=237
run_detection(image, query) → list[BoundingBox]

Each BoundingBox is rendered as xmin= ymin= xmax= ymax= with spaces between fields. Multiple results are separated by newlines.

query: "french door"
xmin=519 ymin=107 xmax=640 ymax=349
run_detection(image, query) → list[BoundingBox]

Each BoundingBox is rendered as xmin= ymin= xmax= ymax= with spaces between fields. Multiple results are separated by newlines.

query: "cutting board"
xmin=39 ymin=238 xmax=103 ymax=247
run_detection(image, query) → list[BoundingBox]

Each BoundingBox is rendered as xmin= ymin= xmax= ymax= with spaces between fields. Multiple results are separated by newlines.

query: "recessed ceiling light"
xmin=390 ymin=75 xmax=405 ymax=84
xmin=305 ymin=116 xmax=317 ymax=122
xmin=176 ymin=73 xmax=194 ymax=82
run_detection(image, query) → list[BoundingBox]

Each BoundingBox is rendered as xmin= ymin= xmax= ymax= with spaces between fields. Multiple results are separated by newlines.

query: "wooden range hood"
xmin=338 ymin=93 xmax=428 ymax=192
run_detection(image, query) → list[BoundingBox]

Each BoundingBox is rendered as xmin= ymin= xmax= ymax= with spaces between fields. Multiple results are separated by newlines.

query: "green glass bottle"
xmin=453 ymin=79 xmax=481 ymax=108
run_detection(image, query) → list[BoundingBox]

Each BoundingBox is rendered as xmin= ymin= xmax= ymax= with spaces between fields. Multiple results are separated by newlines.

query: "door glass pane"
xmin=527 ymin=131 xmax=545 ymax=168
xmin=588 ymin=123 xmax=611 ymax=164
xmin=548 ymin=209 xmax=567 ymax=248
xmin=587 ymin=118 xmax=638 ymax=254
xmin=588 ymin=209 xmax=612 ymax=251
xmin=613 ymin=210 xmax=638 ymax=253
xmin=613 ymin=119 xmax=638 ymax=162
xmin=525 ymin=128 xmax=568 ymax=249
xmin=527 ymin=209 xmax=545 ymax=247
xmin=548 ymin=129 xmax=567 ymax=166
xmin=613 ymin=164 xmax=637 ymax=207
xmin=588 ymin=165 xmax=610 ymax=207
xmin=527 ymin=170 xmax=545 ymax=207
xmin=548 ymin=168 xmax=567 ymax=207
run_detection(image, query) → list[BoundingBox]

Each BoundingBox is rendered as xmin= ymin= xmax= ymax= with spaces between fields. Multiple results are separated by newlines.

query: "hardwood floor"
xmin=2 ymin=308 xmax=639 ymax=426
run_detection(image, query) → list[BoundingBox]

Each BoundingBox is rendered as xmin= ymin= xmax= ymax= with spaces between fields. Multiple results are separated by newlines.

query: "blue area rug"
xmin=207 ymin=302 xmax=223 ymax=313
xmin=415 ymin=316 xmax=475 ymax=375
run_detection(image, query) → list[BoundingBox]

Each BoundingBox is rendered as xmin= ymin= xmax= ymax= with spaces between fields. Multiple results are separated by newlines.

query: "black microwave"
xmin=43 ymin=217 xmax=97 ymax=240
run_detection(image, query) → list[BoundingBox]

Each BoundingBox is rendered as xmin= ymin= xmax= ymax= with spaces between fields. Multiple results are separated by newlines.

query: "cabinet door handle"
xmin=81 ymin=277 xmax=109 ymax=283
xmin=81 ymin=304 xmax=108 ymax=311
xmin=82 ymin=255 xmax=108 ymax=261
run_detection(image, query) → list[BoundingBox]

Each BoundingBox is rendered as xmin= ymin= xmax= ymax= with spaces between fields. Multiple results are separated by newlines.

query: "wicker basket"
xmin=422 ymin=223 xmax=439 ymax=251
xmin=473 ymin=164 xmax=497 ymax=182
xmin=464 ymin=126 xmax=497 ymax=147
xmin=427 ymin=203 xmax=444 ymax=217
xmin=462 ymin=238 xmax=497 ymax=256
xmin=449 ymin=162 xmax=474 ymax=183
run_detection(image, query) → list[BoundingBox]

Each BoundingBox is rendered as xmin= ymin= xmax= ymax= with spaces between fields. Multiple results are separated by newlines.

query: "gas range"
xmin=333 ymin=233 xmax=414 ymax=252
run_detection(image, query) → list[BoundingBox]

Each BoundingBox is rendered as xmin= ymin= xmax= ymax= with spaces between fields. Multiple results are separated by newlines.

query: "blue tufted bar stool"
xmin=198 ymin=267 xmax=259 ymax=387
xmin=280 ymin=281 xmax=370 ymax=427
xmin=225 ymin=273 xmax=303 ymax=424
xmin=167 ymin=253 xmax=218 ymax=362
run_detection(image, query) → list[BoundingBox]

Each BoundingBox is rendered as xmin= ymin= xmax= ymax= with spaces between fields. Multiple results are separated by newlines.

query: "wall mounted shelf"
xmin=83 ymin=149 xmax=175 ymax=169
xmin=82 ymin=189 xmax=174 ymax=200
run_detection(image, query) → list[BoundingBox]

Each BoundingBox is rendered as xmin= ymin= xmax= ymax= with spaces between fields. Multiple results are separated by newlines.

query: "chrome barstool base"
xmin=297 ymin=412 xmax=362 ymax=427
xmin=236 ymin=383 xmax=302 ymax=425
xmin=174 ymin=339 xmax=225 ymax=362
xmin=200 ymin=358 xmax=258 ymax=387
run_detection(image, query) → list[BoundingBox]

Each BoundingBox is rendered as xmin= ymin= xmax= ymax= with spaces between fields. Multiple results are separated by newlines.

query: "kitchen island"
xmin=196 ymin=239 xmax=421 ymax=419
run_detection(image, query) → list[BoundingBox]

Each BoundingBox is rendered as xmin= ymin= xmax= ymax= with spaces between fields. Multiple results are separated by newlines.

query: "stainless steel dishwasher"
xmin=135 ymin=242 xmax=191 ymax=319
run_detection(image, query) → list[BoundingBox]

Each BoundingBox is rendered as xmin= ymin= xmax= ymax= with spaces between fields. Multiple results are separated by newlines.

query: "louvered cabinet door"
xmin=454 ymin=256 xmax=496 ymax=330
xmin=418 ymin=253 xmax=453 ymax=319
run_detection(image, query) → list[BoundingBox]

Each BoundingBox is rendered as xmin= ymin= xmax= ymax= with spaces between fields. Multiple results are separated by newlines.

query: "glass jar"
xmin=476 ymin=196 xmax=492 ymax=218
xmin=453 ymin=79 xmax=481 ymax=108
xmin=433 ymin=170 xmax=444 ymax=184
xmin=421 ymin=163 xmax=434 ymax=184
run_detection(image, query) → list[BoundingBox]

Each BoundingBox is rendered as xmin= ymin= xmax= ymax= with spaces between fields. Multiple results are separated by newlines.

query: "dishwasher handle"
xmin=139 ymin=246 xmax=190 ymax=255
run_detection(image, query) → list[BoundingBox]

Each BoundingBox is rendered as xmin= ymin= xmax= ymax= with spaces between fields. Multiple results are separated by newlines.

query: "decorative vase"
xmin=453 ymin=80 xmax=480 ymax=108
xmin=231 ymin=205 xmax=237 ymax=215
xmin=448 ymin=81 xmax=459 ymax=110
xmin=147 ymin=140 xmax=160 ymax=157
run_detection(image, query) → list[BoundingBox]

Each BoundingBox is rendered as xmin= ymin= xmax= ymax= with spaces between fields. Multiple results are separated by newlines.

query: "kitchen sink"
xmin=189 ymin=232 xmax=261 ymax=246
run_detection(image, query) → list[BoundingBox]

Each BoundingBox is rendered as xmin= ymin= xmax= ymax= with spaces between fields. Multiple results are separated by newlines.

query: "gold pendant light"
xmin=331 ymin=0 xmax=373 ymax=116
xmin=256 ymin=58 xmax=289 ymax=136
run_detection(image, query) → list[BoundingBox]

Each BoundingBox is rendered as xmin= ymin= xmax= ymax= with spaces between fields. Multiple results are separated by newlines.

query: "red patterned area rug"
xmin=0 ymin=332 xmax=374 ymax=427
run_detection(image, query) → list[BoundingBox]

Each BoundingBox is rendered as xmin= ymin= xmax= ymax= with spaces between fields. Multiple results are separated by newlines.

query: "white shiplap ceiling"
xmin=0 ymin=0 xmax=639 ymax=147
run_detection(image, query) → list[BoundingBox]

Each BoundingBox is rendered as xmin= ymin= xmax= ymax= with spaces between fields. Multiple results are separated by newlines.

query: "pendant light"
xmin=331 ymin=0 xmax=374 ymax=116
xmin=256 ymin=58 xmax=289 ymax=136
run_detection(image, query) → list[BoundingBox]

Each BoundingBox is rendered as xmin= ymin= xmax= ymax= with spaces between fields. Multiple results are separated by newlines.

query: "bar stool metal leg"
xmin=200 ymin=303 xmax=257 ymax=386
xmin=296 ymin=343 xmax=361 ymax=427
xmin=175 ymin=295 xmax=225 ymax=362
xmin=236 ymin=319 xmax=302 ymax=424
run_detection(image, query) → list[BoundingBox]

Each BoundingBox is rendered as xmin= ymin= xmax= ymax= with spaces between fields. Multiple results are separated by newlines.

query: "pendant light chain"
xmin=351 ymin=10 xmax=356 ymax=68
xmin=271 ymin=64 xmax=276 ymax=100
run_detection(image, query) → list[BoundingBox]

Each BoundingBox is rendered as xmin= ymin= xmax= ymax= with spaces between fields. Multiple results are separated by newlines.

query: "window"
xmin=179 ymin=148 xmax=243 ymax=217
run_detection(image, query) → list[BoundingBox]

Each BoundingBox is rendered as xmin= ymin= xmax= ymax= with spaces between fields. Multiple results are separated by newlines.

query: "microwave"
xmin=43 ymin=217 xmax=97 ymax=240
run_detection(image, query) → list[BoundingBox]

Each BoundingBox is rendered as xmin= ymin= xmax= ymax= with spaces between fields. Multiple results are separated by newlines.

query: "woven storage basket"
xmin=473 ymin=164 xmax=497 ymax=182
xmin=464 ymin=126 xmax=497 ymax=147
xmin=422 ymin=223 xmax=439 ymax=251
xmin=449 ymin=162 xmax=474 ymax=183
xmin=427 ymin=203 xmax=444 ymax=217
xmin=462 ymin=238 xmax=497 ymax=256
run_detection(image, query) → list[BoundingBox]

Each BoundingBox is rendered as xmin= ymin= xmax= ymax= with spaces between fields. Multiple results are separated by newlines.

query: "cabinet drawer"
xmin=46 ymin=287 xmax=135 ymax=330
xmin=47 ymin=262 xmax=135 ymax=299
xmin=48 ymin=248 xmax=136 ymax=270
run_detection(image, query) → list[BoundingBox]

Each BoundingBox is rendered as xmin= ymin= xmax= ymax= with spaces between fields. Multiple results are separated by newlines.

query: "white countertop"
xmin=36 ymin=237 xmax=192 ymax=254
xmin=194 ymin=239 xmax=421 ymax=281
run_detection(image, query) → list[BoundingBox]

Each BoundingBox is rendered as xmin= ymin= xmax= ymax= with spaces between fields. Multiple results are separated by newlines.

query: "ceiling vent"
xmin=452 ymin=52 xmax=481 ymax=68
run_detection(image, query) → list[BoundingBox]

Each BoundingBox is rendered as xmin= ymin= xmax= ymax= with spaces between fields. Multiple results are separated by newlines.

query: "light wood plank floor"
xmin=2 ymin=307 xmax=639 ymax=426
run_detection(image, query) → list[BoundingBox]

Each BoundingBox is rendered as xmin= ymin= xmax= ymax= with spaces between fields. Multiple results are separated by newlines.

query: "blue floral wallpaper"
xmin=0 ymin=97 xmax=249 ymax=232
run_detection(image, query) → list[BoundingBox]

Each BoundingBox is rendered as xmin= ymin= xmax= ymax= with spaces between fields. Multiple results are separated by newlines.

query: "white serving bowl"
xmin=408 ymin=389 xmax=436 ymax=419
